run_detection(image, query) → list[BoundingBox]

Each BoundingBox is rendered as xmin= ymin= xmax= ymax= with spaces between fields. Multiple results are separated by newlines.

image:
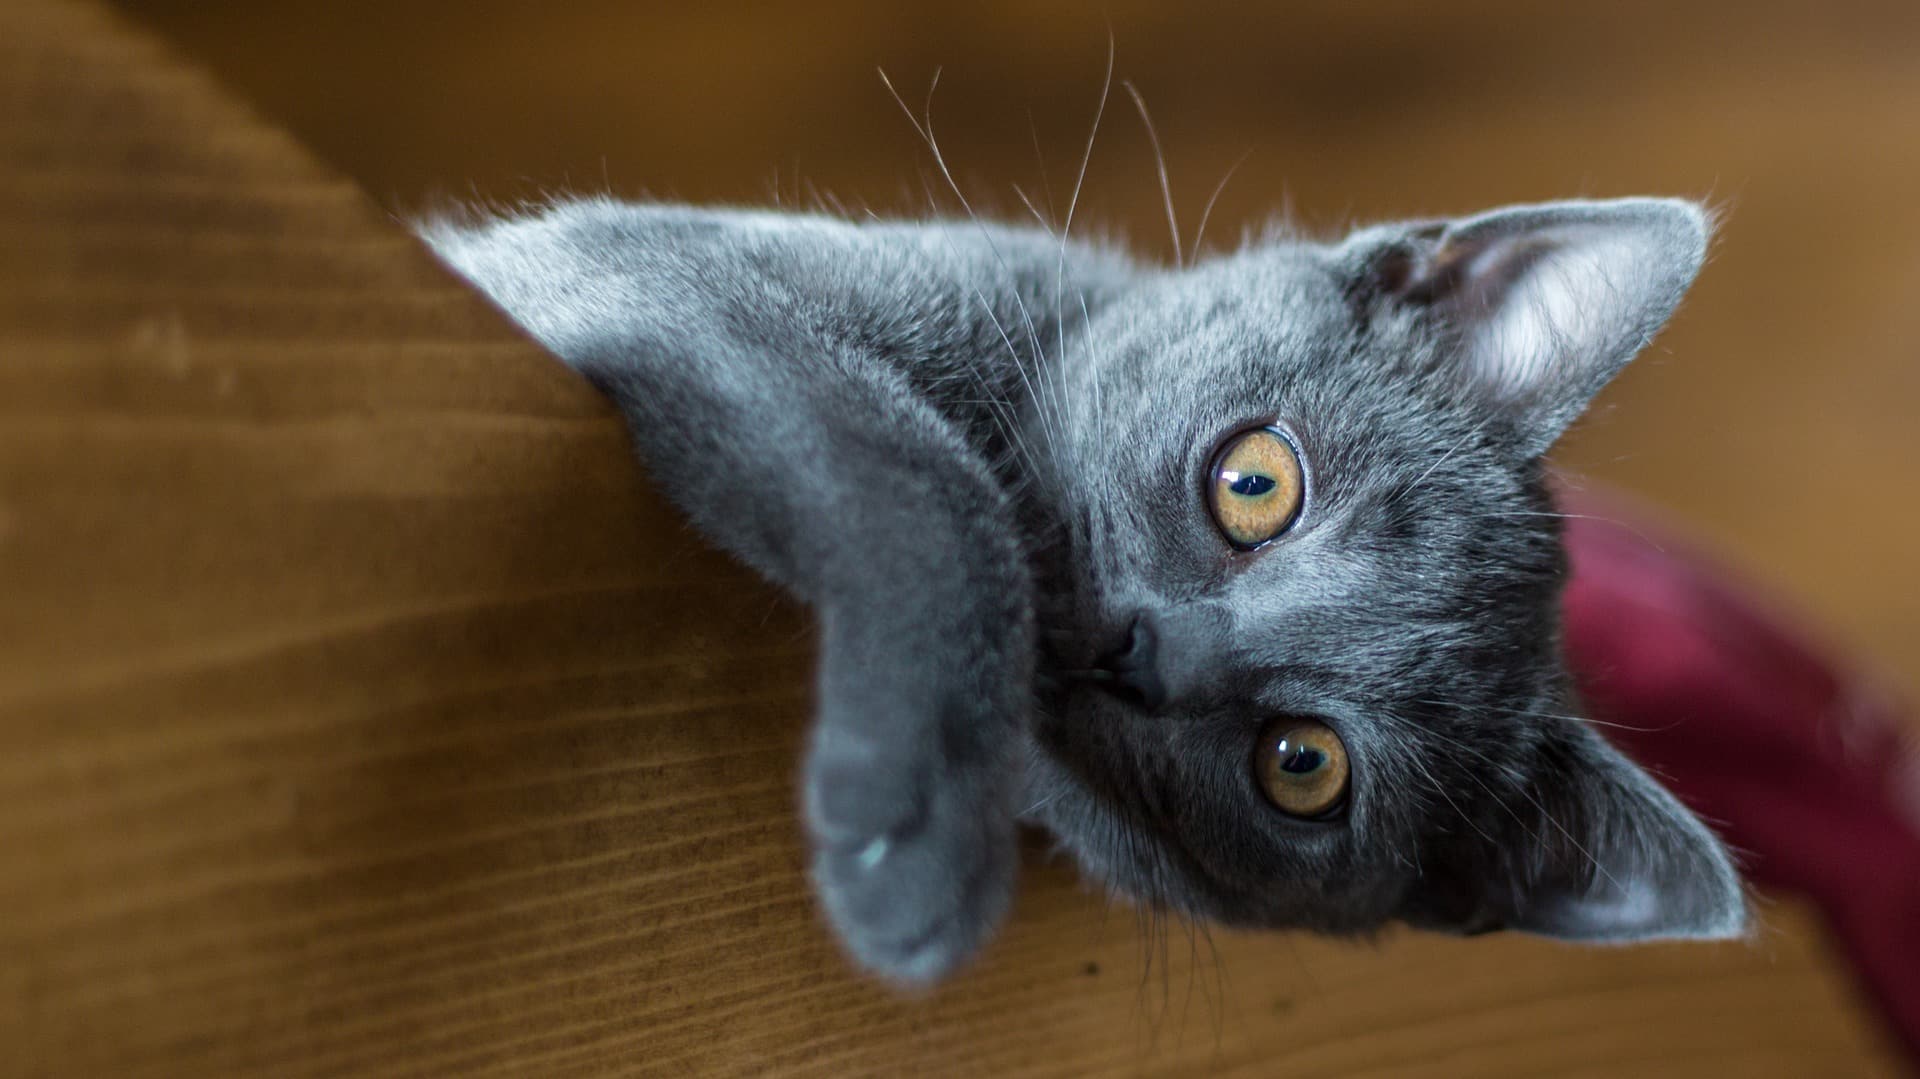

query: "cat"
xmin=418 ymin=194 xmax=1747 ymax=985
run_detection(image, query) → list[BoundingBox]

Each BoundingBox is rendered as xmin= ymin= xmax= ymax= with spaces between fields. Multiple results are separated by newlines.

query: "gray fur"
xmin=418 ymin=195 xmax=1746 ymax=985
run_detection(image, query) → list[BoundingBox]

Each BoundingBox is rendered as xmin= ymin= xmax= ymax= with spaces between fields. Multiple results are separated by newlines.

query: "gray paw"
xmin=803 ymin=737 xmax=1017 ymax=985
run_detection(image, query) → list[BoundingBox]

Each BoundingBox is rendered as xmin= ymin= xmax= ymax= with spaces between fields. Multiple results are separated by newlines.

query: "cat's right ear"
xmin=1344 ymin=198 xmax=1713 ymax=456
xmin=1401 ymin=720 xmax=1749 ymax=944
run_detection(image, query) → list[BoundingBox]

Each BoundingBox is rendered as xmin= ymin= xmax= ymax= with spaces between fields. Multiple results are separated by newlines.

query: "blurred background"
xmin=112 ymin=0 xmax=1920 ymax=690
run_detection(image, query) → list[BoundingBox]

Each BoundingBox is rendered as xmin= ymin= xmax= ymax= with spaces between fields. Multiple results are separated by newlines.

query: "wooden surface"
xmin=1 ymin=0 xmax=1910 ymax=1075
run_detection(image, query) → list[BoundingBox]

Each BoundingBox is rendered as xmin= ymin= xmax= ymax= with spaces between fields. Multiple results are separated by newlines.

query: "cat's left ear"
xmin=1349 ymin=198 xmax=1712 ymax=456
xmin=1420 ymin=721 xmax=1750 ymax=943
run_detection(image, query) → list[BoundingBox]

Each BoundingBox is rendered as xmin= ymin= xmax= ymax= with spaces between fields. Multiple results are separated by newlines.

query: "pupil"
xmin=1281 ymin=747 xmax=1324 ymax=775
xmin=1228 ymin=473 xmax=1276 ymax=497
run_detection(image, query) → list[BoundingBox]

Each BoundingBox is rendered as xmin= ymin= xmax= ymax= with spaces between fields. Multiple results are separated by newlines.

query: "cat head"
xmin=1020 ymin=198 xmax=1747 ymax=943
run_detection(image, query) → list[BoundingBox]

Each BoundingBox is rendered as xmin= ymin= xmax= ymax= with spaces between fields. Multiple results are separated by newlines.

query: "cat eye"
xmin=1206 ymin=427 xmax=1304 ymax=550
xmin=1254 ymin=719 xmax=1349 ymax=819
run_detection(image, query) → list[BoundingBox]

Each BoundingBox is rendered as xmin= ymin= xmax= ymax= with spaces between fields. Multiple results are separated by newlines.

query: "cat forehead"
xmin=1072 ymin=262 xmax=1349 ymax=423
xmin=1132 ymin=245 xmax=1353 ymax=336
xmin=1083 ymin=271 xmax=1441 ymax=439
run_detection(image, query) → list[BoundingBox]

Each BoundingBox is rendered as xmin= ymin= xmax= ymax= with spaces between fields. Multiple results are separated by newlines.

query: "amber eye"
xmin=1254 ymin=719 xmax=1350 ymax=819
xmin=1207 ymin=427 xmax=1304 ymax=549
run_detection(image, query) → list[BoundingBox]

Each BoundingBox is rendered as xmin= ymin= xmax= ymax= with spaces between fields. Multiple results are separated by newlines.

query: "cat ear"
xmin=1489 ymin=723 xmax=1747 ymax=942
xmin=1351 ymin=198 xmax=1712 ymax=455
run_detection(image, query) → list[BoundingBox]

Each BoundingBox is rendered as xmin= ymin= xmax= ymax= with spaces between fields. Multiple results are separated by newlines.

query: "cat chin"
xmin=1018 ymin=743 xmax=1413 ymax=938
xmin=1015 ymin=748 xmax=1165 ymax=900
xmin=1015 ymin=747 xmax=1240 ymax=927
xmin=1019 ymin=695 xmax=1244 ymax=921
xmin=1028 ymin=812 xmax=1405 ymax=940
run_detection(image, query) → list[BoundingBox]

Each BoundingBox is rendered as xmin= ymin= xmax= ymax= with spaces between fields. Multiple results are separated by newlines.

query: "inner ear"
xmin=1350 ymin=198 xmax=1712 ymax=455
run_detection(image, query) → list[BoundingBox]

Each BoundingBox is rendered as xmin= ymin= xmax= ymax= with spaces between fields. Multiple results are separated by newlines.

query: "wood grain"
xmin=0 ymin=1 xmax=1907 ymax=1075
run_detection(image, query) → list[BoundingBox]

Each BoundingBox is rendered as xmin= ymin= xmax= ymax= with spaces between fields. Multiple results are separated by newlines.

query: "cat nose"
xmin=1095 ymin=614 xmax=1168 ymax=713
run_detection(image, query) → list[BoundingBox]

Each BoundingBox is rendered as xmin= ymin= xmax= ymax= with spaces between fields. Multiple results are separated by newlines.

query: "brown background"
xmin=2 ymin=0 xmax=1915 ymax=1074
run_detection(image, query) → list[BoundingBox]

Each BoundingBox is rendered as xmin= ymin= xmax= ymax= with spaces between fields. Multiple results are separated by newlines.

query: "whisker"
xmin=1078 ymin=288 xmax=1112 ymax=483
xmin=1195 ymin=918 xmax=1230 ymax=1054
xmin=914 ymin=74 xmax=1050 ymax=368
xmin=1464 ymin=769 xmax=1539 ymax=841
xmin=1026 ymin=109 xmax=1058 ymax=229
xmin=1401 ymin=411 xmax=1498 ymax=498
xmin=1503 ymin=775 xmax=1621 ymax=892
xmin=1057 ymin=33 xmax=1115 ymax=395
xmin=1379 ymin=711 xmax=1497 ymax=846
xmin=1011 ymin=183 xmax=1055 ymax=234
xmin=1402 ymin=704 xmax=1623 ymax=890
xmin=1121 ymin=80 xmax=1181 ymax=267
xmin=1063 ymin=34 xmax=1116 ymax=246
xmin=1464 ymin=510 xmax=1670 ymax=552
xmin=1189 ymin=148 xmax=1251 ymax=268
xmin=880 ymin=67 xmax=1062 ymax=467
xmin=1411 ymin=696 xmax=1684 ymax=735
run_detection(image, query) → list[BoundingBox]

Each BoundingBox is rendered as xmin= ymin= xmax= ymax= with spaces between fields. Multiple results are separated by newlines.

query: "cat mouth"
xmin=1033 ymin=643 xmax=1162 ymax=723
xmin=1031 ymin=630 xmax=1083 ymax=692
xmin=1035 ymin=610 xmax=1174 ymax=708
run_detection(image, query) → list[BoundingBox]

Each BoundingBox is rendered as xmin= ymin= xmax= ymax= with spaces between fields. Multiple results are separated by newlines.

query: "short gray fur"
xmin=418 ymin=195 xmax=1747 ymax=985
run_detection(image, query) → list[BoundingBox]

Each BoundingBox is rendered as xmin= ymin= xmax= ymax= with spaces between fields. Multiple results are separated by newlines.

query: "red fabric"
xmin=1558 ymin=486 xmax=1920 ymax=1064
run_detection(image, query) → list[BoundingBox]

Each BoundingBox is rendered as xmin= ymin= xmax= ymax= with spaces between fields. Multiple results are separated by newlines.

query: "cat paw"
xmin=802 ymin=738 xmax=1018 ymax=985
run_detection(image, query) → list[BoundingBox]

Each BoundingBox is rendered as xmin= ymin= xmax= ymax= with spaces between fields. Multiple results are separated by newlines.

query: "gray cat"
xmin=419 ymin=195 xmax=1746 ymax=985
